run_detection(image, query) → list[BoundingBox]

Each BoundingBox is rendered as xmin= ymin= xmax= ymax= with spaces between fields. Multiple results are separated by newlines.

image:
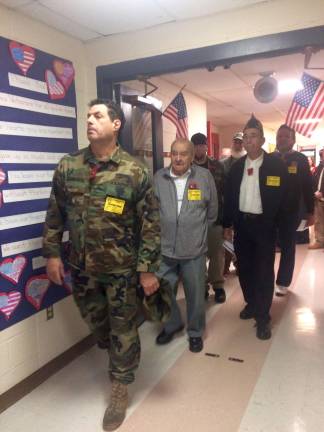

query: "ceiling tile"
xmin=156 ymin=0 xmax=266 ymax=20
xmin=163 ymin=68 xmax=246 ymax=93
xmin=18 ymin=3 xmax=100 ymax=41
xmin=0 ymin=0 xmax=33 ymax=7
xmin=39 ymin=0 xmax=172 ymax=36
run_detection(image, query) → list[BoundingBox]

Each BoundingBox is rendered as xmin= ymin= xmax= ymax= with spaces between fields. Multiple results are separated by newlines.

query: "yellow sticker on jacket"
xmin=266 ymin=176 xmax=280 ymax=187
xmin=104 ymin=197 xmax=125 ymax=214
xmin=188 ymin=189 xmax=201 ymax=200
xmin=288 ymin=165 xmax=297 ymax=174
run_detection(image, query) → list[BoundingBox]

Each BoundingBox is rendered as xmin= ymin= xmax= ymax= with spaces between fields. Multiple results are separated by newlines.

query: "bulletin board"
xmin=0 ymin=36 xmax=77 ymax=330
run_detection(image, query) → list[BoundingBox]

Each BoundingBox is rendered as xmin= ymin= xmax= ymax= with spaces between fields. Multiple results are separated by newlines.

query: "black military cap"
xmin=244 ymin=114 xmax=264 ymax=137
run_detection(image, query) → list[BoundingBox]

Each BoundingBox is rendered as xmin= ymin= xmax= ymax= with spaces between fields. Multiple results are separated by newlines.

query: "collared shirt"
xmin=170 ymin=168 xmax=191 ymax=215
xmin=239 ymin=153 xmax=264 ymax=214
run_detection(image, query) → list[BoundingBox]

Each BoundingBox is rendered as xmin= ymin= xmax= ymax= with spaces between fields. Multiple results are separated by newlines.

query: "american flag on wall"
xmin=163 ymin=91 xmax=188 ymax=138
xmin=286 ymin=72 xmax=324 ymax=138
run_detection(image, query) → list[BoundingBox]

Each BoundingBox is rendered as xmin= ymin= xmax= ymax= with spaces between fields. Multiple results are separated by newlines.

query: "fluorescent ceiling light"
xmin=146 ymin=95 xmax=163 ymax=110
xmin=278 ymin=79 xmax=303 ymax=94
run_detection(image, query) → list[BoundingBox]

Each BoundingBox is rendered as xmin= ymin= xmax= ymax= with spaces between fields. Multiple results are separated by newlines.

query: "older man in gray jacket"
xmin=154 ymin=138 xmax=218 ymax=352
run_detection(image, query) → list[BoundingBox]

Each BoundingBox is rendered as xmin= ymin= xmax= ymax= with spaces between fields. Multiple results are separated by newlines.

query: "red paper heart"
xmin=53 ymin=59 xmax=75 ymax=91
xmin=25 ymin=275 xmax=50 ymax=310
xmin=9 ymin=41 xmax=35 ymax=76
xmin=0 ymin=291 xmax=22 ymax=320
xmin=45 ymin=69 xmax=66 ymax=100
xmin=0 ymin=255 xmax=27 ymax=284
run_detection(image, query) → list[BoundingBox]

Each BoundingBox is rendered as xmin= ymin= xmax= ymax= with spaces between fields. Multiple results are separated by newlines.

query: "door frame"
xmin=97 ymin=26 xmax=324 ymax=99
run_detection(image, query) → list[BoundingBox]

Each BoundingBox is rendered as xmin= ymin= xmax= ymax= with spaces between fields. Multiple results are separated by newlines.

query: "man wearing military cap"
xmin=223 ymin=115 xmax=287 ymax=340
xmin=43 ymin=98 xmax=161 ymax=431
xmin=191 ymin=132 xmax=226 ymax=304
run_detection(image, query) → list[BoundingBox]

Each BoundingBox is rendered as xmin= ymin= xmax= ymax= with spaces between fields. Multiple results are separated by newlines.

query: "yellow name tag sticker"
xmin=188 ymin=189 xmax=201 ymax=200
xmin=266 ymin=176 xmax=280 ymax=187
xmin=104 ymin=197 xmax=125 ymax=214
xmin=288 ymin=165 xmax=297 ymax=174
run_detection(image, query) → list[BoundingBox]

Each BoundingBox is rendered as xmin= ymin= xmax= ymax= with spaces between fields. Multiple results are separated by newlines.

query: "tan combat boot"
xmin=103 ymin=380 xmax=128 ymax=431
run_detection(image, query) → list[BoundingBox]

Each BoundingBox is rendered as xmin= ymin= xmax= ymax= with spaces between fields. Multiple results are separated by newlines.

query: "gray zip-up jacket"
xmin=154 ymin=165 xmax=218 ymax=259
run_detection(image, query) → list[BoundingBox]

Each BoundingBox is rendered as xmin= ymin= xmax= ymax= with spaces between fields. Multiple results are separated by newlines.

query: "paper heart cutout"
xmin=45 ymin=69 xmax=66 ymax=100
xmin=25 ymin=275 xmax=50 ymax=310
xmin=0 ymin=291 xmax=22 ymax=320
xmin=9 ymin=41 xmax=35 ymax=76
xmin=53 ymin=60 xmax=74 ymax=91
xmin=0 ymin=167 xmax=6 ymax=185
xmin=0 ymin=255 xmax=27 ymax=284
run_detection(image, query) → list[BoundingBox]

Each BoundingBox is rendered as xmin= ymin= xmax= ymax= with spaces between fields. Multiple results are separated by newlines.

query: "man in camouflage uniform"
xmin=191 ymin=133 xmax=226 ymax=303
xmin=43 ymin=99 xmax=161 ymax=431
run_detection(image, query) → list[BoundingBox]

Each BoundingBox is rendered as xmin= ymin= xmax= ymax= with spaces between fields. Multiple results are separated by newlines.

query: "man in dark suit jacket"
xmin=273 ymin=125 xmax=314 ymax=296
xmin=223 ymin=115 xmax=287 ymax=340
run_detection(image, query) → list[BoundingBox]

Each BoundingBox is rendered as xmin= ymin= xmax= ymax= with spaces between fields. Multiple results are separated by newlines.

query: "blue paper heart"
xmin=12 ymin=47 xmax=24 ymax=61
xmin=0 ymin=297 xmax=8 ymax=307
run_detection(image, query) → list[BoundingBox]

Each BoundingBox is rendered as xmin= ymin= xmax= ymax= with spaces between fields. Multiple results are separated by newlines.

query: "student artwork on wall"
xmin=0 ymin=36 xmax=77 ymax=330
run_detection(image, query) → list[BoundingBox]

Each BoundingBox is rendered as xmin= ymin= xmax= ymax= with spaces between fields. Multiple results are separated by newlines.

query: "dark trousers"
xmin=276 ymin=213 xmax=299 ymax=287
xmin=234 ymin=213 xmax=276 ymax=324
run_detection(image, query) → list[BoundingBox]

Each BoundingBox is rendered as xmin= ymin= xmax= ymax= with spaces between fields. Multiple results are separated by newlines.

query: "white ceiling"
xmin=160 ymin=50 xmax=324 ymax=143
xmin=1 ymin=0 xmax=324 ymax=144
xmin=0 ymin=0 xmax=266 ymax=42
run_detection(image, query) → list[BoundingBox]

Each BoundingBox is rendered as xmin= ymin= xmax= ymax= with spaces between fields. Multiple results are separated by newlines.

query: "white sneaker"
xmin=275 ymin=285 xmax=288 ymax=297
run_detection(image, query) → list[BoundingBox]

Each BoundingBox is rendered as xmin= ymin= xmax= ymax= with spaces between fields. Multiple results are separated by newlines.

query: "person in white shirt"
xmin=223 ymin=115 xmax=287 ymax=340
xmin=154 ymin=138 xmax=218 ymax=352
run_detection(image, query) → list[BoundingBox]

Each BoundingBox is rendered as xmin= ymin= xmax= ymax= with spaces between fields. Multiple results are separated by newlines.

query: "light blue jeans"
xmin=157 ymin=254 xmax=206 ymax=338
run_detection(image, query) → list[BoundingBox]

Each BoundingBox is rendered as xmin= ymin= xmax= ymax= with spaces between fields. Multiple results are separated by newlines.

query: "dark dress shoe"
xmin=239 ymin=305 xmax=255 ymax=320
xmin=214 ymin=288 xmax=226 ymax=303
xmin=156 ymin=326 xmax=184 ymax=345
xmin=256 ymin=322 xmax=272 ymax=340
xmin=189 ymin=337 xmax=203 ymax=353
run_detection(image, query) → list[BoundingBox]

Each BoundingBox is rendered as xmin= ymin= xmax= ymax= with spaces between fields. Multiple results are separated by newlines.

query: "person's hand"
xmin=139 ymin=272 xmax=160 ymax=296
xmin=306 ymin=213 xmax=315 ymax=227
xmin=46 ymin=257 xmax=65 ymax=285
xmin=315 ymin=191 xmax=323 ymax=200
xmin=223 ymin=227 xmax=233 ymax=241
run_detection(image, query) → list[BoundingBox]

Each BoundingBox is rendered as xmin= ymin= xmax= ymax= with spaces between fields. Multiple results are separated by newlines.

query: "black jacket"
xmin=223 ymin=151 xmax=288 ymax=228
xmin=272 ymin=150 xmax=314 ymax=214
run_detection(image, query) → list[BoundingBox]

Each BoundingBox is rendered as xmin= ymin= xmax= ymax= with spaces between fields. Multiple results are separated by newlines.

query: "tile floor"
xmin=1 ymin=245 xmax=324 ymax=432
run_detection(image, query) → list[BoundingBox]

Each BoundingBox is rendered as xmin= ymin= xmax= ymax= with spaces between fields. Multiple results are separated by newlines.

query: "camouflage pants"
xmin=71 ymin=269 xmax=140 ymax=385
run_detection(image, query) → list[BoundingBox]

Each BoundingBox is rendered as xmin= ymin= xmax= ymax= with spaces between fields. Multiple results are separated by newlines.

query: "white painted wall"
xmin=0 ymin=5 xmax=90 ymax=395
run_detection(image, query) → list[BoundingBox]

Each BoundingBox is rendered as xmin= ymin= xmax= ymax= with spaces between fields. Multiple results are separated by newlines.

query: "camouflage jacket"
xmin=43 ymin=145 xmax=161 ymax=275
xmin=193 ymin=156 xmax=224 ymax=224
